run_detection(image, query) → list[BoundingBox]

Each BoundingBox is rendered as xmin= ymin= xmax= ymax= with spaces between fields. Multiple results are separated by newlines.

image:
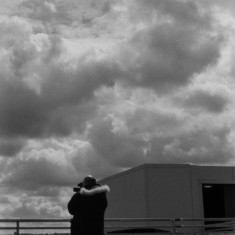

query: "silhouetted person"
xmin=68 ymin=175 xmax=110 ymax=235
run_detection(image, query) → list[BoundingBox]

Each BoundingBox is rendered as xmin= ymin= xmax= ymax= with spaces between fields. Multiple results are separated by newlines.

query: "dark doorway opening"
xmin=202 ymin=184 xmax=225 ymax=218
xmin=202 ymin=184 xmax=235 ymax=231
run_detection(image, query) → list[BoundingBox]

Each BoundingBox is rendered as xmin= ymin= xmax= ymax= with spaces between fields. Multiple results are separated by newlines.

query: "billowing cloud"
xmin=85 ymin=85 xmax=234 ymax=169
xmin=0 ymin=12 xmax=117 ymax=144
xmin=0 ymin=138 xmax=25 ymax=156
xmin=146 ymin=126 xmax=233 ymax=164
xmin=184 ymin=90 xmax=229 ymax=113
xmin=88 ymin=118 xmax=148 ymax=168
xmin=3 ymin=157 xmax=76 ymax=190
xmin=116 ymin=0 xmax=223 ymax=92
xmin=0 ymin=193 xmax=68 ymax=218
xmin=0 ymin=0 xmax=235 ymax=219
xmin=20 ymin=0 xmax=71 ymax=27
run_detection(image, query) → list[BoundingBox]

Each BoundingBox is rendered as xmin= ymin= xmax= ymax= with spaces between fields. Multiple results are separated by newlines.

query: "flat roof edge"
xmin=99 ymin=163 xmax=235 ymax=183
xmin=99 ymin=163 xmax=192 ymax=183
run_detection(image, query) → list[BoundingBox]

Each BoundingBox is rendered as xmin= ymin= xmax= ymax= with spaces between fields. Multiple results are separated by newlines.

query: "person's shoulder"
xmin=80 ymin=185 xmax=110 ymax=196
xmin=70 ymin=192 xmax=82 ymax=199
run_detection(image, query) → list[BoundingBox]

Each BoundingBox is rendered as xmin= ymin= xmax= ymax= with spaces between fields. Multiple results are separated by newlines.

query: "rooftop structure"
xmin=100 ymin=163 xmax=235 ymax=220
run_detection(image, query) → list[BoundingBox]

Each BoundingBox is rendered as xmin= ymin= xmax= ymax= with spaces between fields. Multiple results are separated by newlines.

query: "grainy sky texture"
xmin=0 ymin=0 xmax=235 ymax=218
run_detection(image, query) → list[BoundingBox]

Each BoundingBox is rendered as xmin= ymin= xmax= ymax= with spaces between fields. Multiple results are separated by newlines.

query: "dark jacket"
xmin=68 ymin=185 xmax=110 ymax=235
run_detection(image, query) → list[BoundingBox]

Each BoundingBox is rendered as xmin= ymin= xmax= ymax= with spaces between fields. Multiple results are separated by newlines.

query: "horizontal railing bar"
xmin=177 ymin=217 xmax=235 ymax=221
xmin=20 ymin=226 xmax=173 ymax=230
xmin=178 ymin=224 xmax=234 ymax=228
xmin=106 ymin=218 xmax=175 ymax=222
xmin=15 ymin=227 xmax=69 ymax=230
xmin=1 ymin=217 xmax=235 ymax=222
xmin=0 ymin=217 xmax=235 ymax=234
xmin=0 ymin=219 xmax=70 ymax=223
xmin=105 ymin=225 xmax=174 ymax=228
xmin=0 ymin=218 xmax=175 ymax=222
xmin=211 ymin=228 xmax=234 ymax=232
xmin=0 ymin=225 xmax=174 ymax=229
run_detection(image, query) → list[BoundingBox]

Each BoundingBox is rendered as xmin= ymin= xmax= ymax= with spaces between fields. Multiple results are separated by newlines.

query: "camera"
xmin=73 ymin=187 xmax=81 ymax=193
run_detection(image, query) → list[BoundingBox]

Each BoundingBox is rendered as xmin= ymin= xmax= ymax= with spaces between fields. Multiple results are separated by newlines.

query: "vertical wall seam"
xmin=232 ymin=167 xmax=234 ymax=182
xmin=144 ymin=166 xmax=150 ymax=218
xmin=189 ymin=166 xmax=195 ymax=219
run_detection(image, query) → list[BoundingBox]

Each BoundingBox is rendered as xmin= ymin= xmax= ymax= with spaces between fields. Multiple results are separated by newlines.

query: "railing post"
xmin=16 ymin=220 xmax=20 ymax=235
xmin=171 ymin=218 xmax=177 ymax=234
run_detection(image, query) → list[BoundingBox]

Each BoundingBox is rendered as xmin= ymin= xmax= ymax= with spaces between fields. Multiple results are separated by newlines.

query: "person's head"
xmin=82 ymin=175 xmax=97 ymax=189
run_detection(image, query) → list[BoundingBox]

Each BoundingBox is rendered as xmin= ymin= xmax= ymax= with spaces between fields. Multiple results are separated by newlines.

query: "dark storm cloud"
xmin=2 ymin=195 xmax=64 ymax=219
xmin=0 ymin=0 xmax=234 ymax=220
xmin=125 ymin=107 xmax=183 ymax=136
xmin=41 ymin=61 xmax=116 ymax=108
xmin=146 ymin=127 xmax=233 ymax=164
xmin=0 ymin=0 xmax=231 ymax=173
xmin=133 ymin=25 xmax=220 ymax=88
xmin=71 ymin=144 xmax=122 ymax=180
xmin=138 ymin=0 xmax=211 ymax=28
xmin=0 ymin=14 xmax=117 ymax=154
xmin=0 ymin=196 xmax=10 ymax=204
xmin=184 ymin=90 xmax=229 ymax=113
xmin=0 ymin=138 xmax=25 ymax=157
xmin=0 ymin=0 xmax=225 ymax=152
xmin=0 ymin=81 xmax=48 ymax=138
xmin=2 ymin=157 xmax=78 ymax=190
xmin=20 ymin=0 xmax=71 ymax=27
xmin=20 ymin=0 xmax=112 ymax=31
xmin=83 ymin=84 xmax=234 ymax=171
xmin=119 ymin=0 xmax=223 ymax=92
xmin=31 ymin=187 xmax=62 ymax=197
xmin=88 ymin=118 xmax=149 ymax=168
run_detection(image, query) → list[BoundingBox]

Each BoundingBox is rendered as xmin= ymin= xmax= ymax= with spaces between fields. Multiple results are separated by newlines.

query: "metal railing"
xmin=0 ymin=217 xmax=235 ymax=234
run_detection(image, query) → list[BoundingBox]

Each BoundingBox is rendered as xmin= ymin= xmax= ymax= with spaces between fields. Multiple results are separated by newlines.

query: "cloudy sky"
xmin=1 ymin=0 xmax=235 ymax=219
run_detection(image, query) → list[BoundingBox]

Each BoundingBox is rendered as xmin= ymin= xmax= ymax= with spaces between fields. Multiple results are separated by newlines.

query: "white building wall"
xmin=190 ymin=165 xmax=235 ymax=218
xmin=101 ymin=166 xmax=147 ymax=218
xmin=146 ymin=165 xmax=193 ymax=218
xmin=100 ymin=164 xmax=235 ymax=219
